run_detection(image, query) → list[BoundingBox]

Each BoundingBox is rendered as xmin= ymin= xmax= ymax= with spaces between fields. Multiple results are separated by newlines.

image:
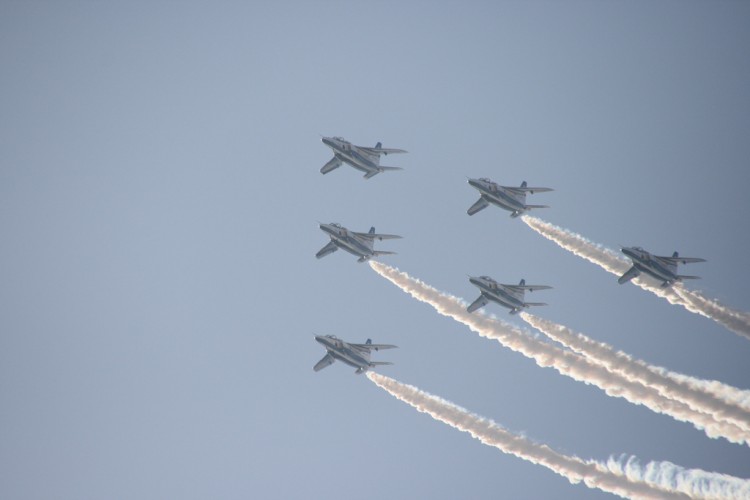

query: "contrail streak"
xmin=521 ymin=216 xmax=750 ymax=339
xmin=520 ymin=312 xmax=750 ymax=433
xmin=369 ymin=261 xmax=750 ymax=445
xmin=368 ymin=373 xmax=750 ymax=499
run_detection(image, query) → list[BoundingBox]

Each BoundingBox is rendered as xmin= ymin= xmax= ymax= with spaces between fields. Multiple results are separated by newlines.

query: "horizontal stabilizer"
xmin=518 ymin=187 xmax=553 ymax=193
xmin=315 ymin=241 xmax=339 ymax=259
xmin=364 ymin=166 xmax=402 ymax=179
xmin=372 ymin=250 xmax=397 ymax=257
xmin=467 ymin=197 xmax=489 ymax=216
xmin=523 ymin=204 xmax=550 ymax=210
xmin=320 ymin=156 xmax=342 ymax=174
xmin=523 ymin=302 xmax=548 ymax=307
xmin=678 ymin=275 xmax=702 ymax=280
xmin=369 ymin=361 xmax=394 ymax=366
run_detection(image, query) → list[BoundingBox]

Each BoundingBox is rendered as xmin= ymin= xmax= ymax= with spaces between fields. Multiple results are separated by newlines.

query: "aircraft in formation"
xmin=466 ymin=178 xmax=553 ymax=218
xmin=320 ymin=136 xmax=407 ymax=179
xmin=467 ymin=276 xmax=552 ymax=315
xmin=314 ymin=137 xmax=706 ymax=372
xmin=313 ymin=335 xmax=397 ymax=374
xmin=316 ymin=223 xmax=401 ymax=263
xmin=619 ymin=246 xmax=706 ymax=287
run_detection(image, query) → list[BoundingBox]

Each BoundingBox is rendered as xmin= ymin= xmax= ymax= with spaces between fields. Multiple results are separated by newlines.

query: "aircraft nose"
xmin=467 ymin=178 xmax=483 ymax=189
xmin=321 ymin=137 xmax=334 ymax=148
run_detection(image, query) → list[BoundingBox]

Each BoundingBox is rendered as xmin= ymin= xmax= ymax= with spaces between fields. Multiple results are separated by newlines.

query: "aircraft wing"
xmin=508 ymin=186 xmax=553 ymax=194
xmin=352 ymin=343 xmax=397 ymax=351
xmin=467 ymin=197 xmax=489 ymax=215
xmin=467 ymin=295 xmax=489 ymax=313
xmin=315 ymin=241 xmax=339 ymax=259
xmin=618 ymin=266 xmax=640 ymax=284
xmin=506 ymin=285 xmax=553 ymax=292
xmin=354 ymin=232 xmax=402 ymax=240
xmin=320 ymin=157 xmax=342 ymax=174
xmin=359 ymin=147 xmax=407 ymax=155
xmin=662 ymin=257 xmax=707 ymax=264
xmin=313 ymin=353 xmax=335 ymax=372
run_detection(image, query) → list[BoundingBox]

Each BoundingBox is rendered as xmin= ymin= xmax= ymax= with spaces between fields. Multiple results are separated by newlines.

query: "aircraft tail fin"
xmin=375 ymin=141 xmax=382 ymax=149
xmin=673 ymin=251 xmax=679 ymax=258
xmin=369 ymin=227 xmax=376 ymax=235
xmin=519 ymin=278 xmax=526 ymax=286
xmin=521 ymin=181 xmax=528 ymax=187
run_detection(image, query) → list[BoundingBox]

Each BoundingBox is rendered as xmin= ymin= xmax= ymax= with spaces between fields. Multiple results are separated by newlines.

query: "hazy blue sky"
xmin=1 ymin=1 xmax=749 ymax=499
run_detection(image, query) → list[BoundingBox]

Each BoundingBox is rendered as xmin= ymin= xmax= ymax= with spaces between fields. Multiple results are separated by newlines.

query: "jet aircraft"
xmin=467 ymin=178 xmax=552 ymax=218
xmin=619 ymin=246 xmax=706 ymax=287
xmin=313 ymin=335 xmax=397 ymax=374
xmin=316 ymin=223 xmax=401 ymax=262
xmin=467 ymin=276 xmax=552 ymax=314
xmin=320 ymin=136 xmax=407 ymax=179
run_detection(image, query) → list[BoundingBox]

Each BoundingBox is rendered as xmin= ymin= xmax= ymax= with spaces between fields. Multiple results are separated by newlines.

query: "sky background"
xmin=1 ymin=1 xmax=749 ymax=499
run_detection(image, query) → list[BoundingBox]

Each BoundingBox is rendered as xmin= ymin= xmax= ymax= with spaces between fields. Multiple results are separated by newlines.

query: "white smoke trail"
xmin=521 ymin=216 xmax=750 ymax=339
xmin=367 ymin=372 xmax=678 ymax=499
xmin=369 ymin=261 xmax=750 ymax=445
xmin=369 ymin=373 xmax=750 ymax=499
xmin=520 ymin=312 xmax=750 ymax=432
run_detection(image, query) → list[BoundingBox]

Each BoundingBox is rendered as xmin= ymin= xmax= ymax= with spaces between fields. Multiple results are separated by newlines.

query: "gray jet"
xmin=316 ymin=223 xmax=401 ymax=263
xmin=313 ymin=335 xmax=397 ymax=374
xmin=467 ymin=178 xmax=552 ymax=218
xmin=320 ymin=136 xmax=407 ymax=179
xmin=619 ymin=246 xmax=706 ymax=287
xmin=467 ymin=276 xmax=552 ymax=314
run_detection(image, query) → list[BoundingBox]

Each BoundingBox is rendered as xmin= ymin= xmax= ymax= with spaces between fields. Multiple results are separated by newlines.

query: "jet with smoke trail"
xmin=368 ymin=261 xmax=750 ymax=445
xmin=521 ymin=215 xmax=750 ymax=339
xmin=520 ymin=312 xmax=750 ymax=433
xmin=466 ymin=178 xmax=553 ymax=218
xmin=618 ymin=246 xmax=705 ymax=287
xmin=368 ymin=372 xmax=750 ymax=499
xmin=466 ymin=275 xmax=552 ymax=315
